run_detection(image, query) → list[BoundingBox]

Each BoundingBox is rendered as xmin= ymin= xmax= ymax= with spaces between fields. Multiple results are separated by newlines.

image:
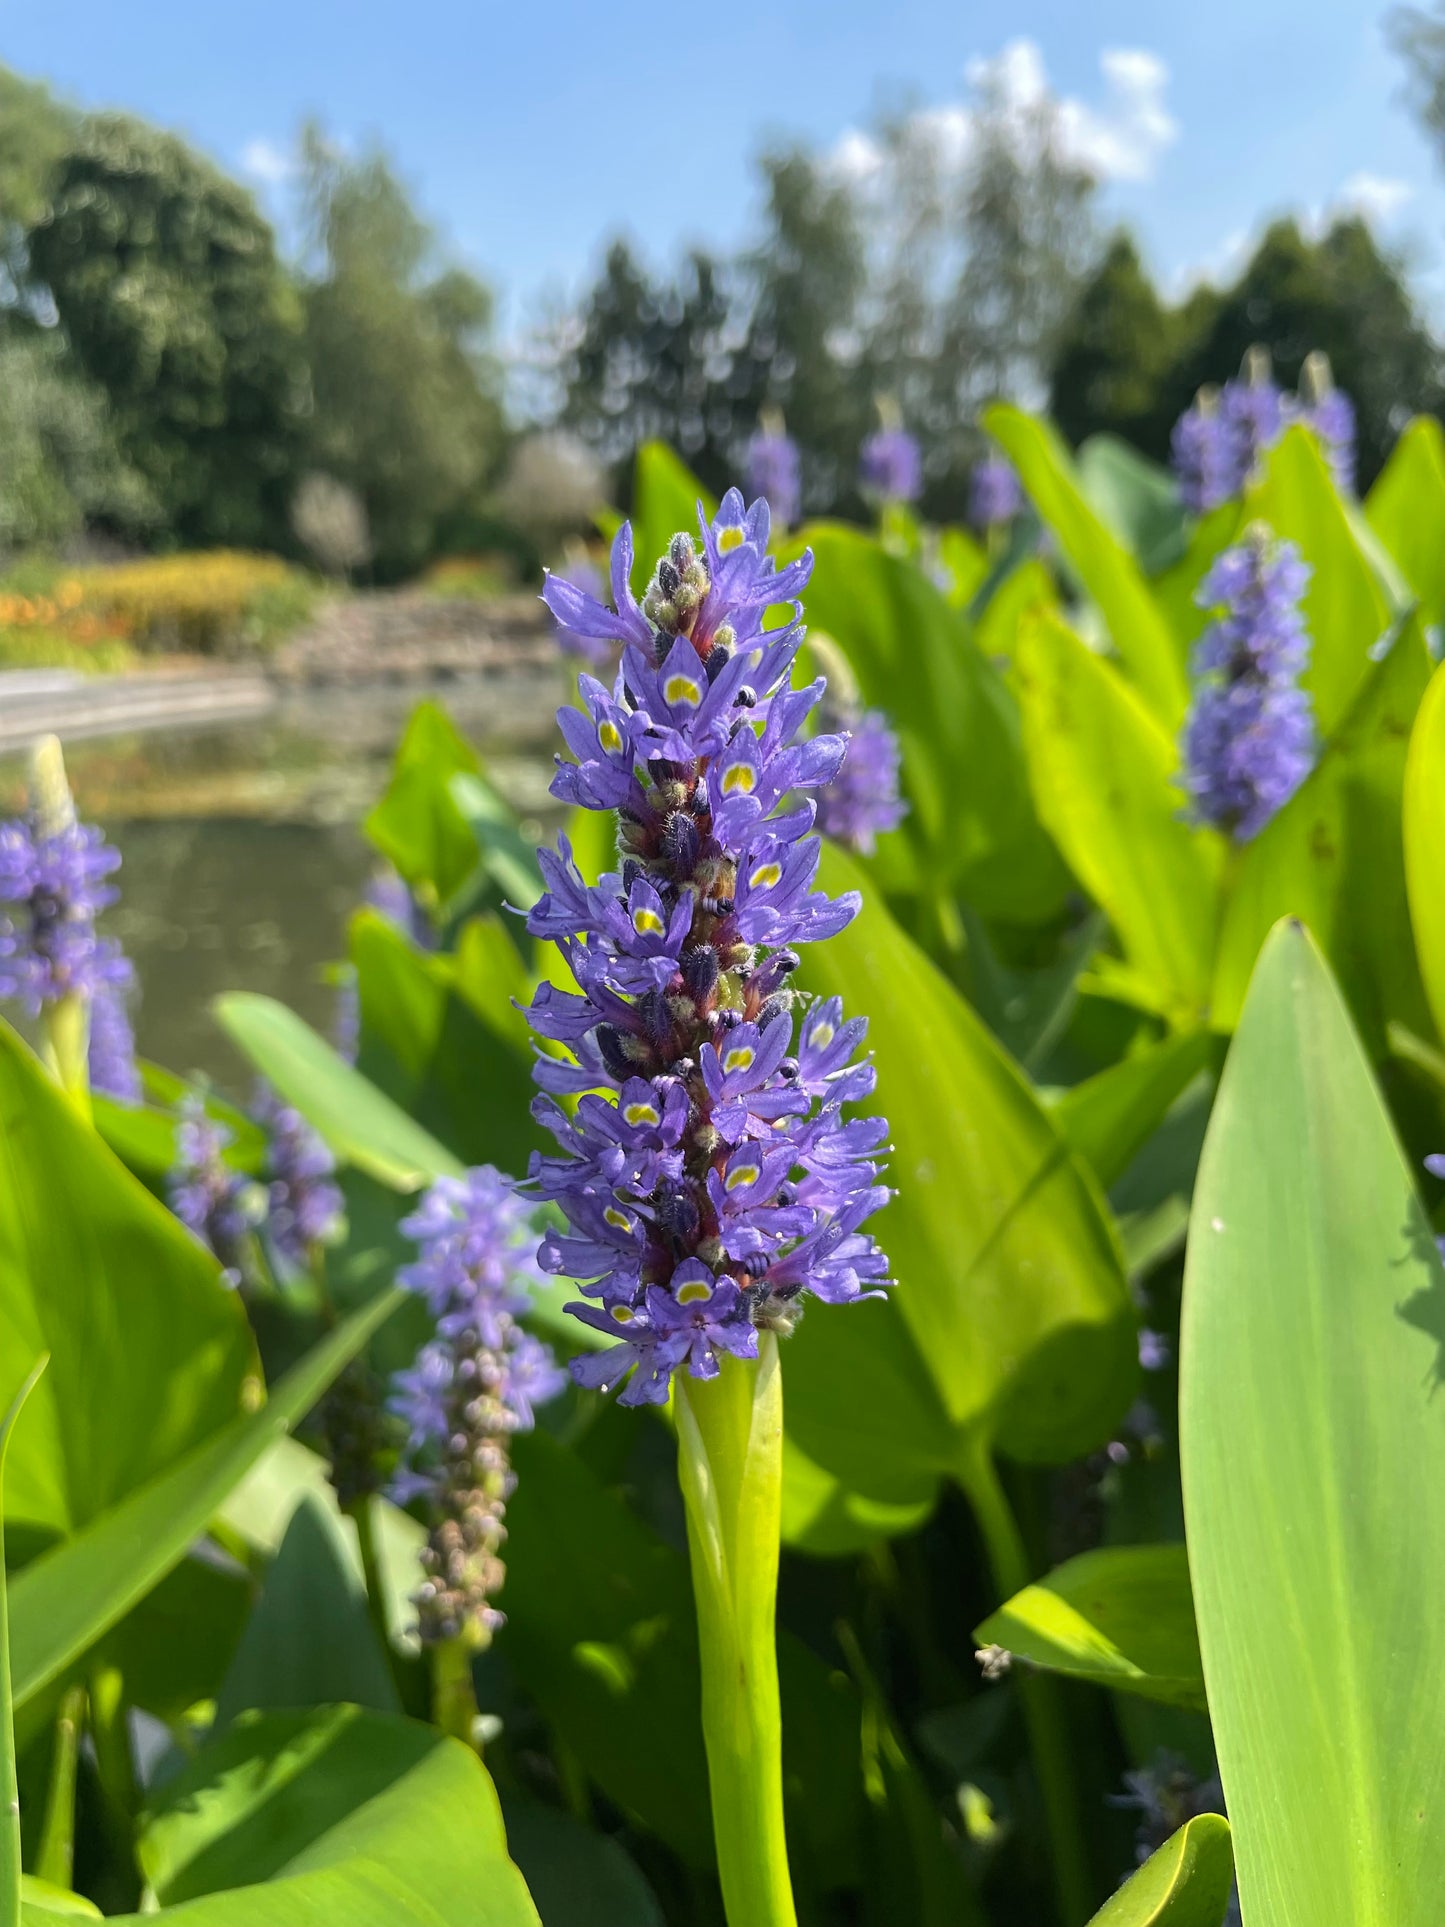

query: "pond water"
xmin=0 ymin=671 xmax=564 ymax=1087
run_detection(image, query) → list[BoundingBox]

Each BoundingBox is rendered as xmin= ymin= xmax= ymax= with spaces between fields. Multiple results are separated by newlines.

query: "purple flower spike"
xmin=523 ymin=489 xmax=892 ymax=1408
xmin=0 ymin=818 xmax=130 ymax=1013
xmin=746 ymin=430 xmax=802 ymax=530
xmin=1306 ymin=387 xmax=1356 ymax=495
xmin=816 ymin=705 xmax=908 ymax=855
xmin=389 ymin=1166 xmax=565 ymax=1645
xmin=859 ymin=427 xmax=923 ymax=505
xmin=89 ymin=982 xmax=141 ymax=1106
xmin=168 ymin=1097 xmax=261 ymax=1288
xmin=1179 ymin=530 xmax=1316 ymax=841
xmin=254 ymin=1085 xmax=344 ymax=1270
xmin=1171 ymin=398 xmax=1237 ymax=515
xmin=968 ymin=455 xmax=1022 ymax=532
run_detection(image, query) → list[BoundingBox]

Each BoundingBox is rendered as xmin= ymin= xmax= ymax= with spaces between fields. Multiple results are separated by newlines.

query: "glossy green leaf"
xmin=1247 ymin=425 xmax=1390 ymax=737
xmin=793 ymin=521 xmax=1068 ymax=920
xmin=1404 ymin=659 xmax=1445 ymax=1044
xmin=1366 ymin=416 xmax=1445 ymax=630
xmin=213 ymin=991 xmax=459 ymax=1190
xmin=213 ymin=1495 xmax=398 ymax=1728
xmin=789 ymin=844 xmax=1136 ymax=1491
xmin=363 ymin=700 xmax=482 ymax=910
xmin=500 ymin=1799 xmax=663 ymax=1927
xmin=1181 ymin=922 xmax=1445 ymax=1926
xmin=973 ymin=1545 xmax=1204 ymax=1710
xmin=351 ymin=909 xmax=540 ymax=1172
xmin=18 ymin=1876 xmax=99 ymax=1919
xmin=1077 ymin=433 xmax=1187 ymax=575
xmin=986 ymin=405 xmax=1188 ymax=722
xmin=0 ymin=1021 xmax=257 ymax=1540
xmin=935 ymin=525 xmax=988 ymax=608
xmin=95 ymin=1553 xmax=250 ymax=1726
xmin=1050 ymin=1031 xmax=1216 ymax=1191
xmin=132 ymin=1706 xmax=540 ymax=1924
xmin=1016 ymin=611 xmax=1221 ymax=1023
xmin=1085 ymin=1815 xmax=1235 ymax=1927
xmin=3 ymin=1359 xmax=48 ymax=1927
xmin=1212 ymin=618 xmax=1434 ymax=1047
xmin=8 ymin=1289 xmax=401 ymax=1718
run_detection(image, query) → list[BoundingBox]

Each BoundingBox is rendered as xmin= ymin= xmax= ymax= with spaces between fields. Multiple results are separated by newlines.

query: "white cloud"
xmin=829 ymin=39 xmax=1178 ymax=189
xmin=240 ymin=137 xmax=294 ymax=187
xmin=1338 ymin=171 xmax=1413 ymax=225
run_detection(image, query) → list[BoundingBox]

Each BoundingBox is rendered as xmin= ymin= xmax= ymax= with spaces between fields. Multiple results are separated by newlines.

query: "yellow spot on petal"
xmin=748 ymin=862 xmax=782 ymax=890
xmin=632 ymin=906 xmax=666 ymax=937
xmin=611 ymin=1304 xmax=635 ymax=1324
xmin=677 ymin=1279 xmax=713 ymax=1304
xmin=718 ymin=525 xmax=744 ymax=553
xmin=623 ymin=1103 xmax=660 ymax=1127
xmin=721 ymin=763 xmax=756 ymax=794
xmin=725 ymin=1162 xmax=759 ymax=1192
xmin=809 ymin=1021 xmax=836 ymax=1050
xmin=664 ymin=674 xmax=702 ymax=707
xmin=605 ymin=1206 xmax=633 ymax=1230
xmin=723 ymin=1046 xmax=755 ymax=1075
xmin=599 ymin=721 xmax=624 ymax=754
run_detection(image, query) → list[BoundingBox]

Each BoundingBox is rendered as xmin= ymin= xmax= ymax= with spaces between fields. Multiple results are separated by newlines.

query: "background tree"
xmin=1048 ymin=234 xmax=1182 ymax=452
xmin=25 ymin=113 xmax=307 ymax=549
xmin=296 ymin=127 xmax=506 ymax=579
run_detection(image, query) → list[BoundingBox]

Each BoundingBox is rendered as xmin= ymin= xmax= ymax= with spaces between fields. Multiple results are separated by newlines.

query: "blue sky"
xmin=2 ymin=0 xmax=1440 ymax=336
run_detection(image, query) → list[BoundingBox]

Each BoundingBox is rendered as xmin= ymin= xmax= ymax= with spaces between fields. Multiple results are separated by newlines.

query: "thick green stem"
xmin=675 ymin=1335 xmax=797 ymax=1927
xmin=41 ymin=995 xmax=91 ymax=1123
xmin=431 ymin=1636 xmax=483 ymax=1751
xmin=957 ymin=1439 xmax=1092 ymax=1927
xmin=87 ymin=1662 xmax=137 ymax=1827
xmin=35 ymin=1686 xmax=85 ymax=1890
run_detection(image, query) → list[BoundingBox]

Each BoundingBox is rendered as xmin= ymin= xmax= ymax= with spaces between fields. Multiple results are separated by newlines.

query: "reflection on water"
xmin=0 ymin=673 xmax=561 ymax=1086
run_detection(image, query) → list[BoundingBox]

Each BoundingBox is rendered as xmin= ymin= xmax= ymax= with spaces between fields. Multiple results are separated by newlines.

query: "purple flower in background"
xmin=531 ymin=489 xmax=891 ymax=1407
xmin=1180 ymin=531 xmax=1315 ymax=841
xmin=815 ymin=704 xmax=908 ymax=855
xmin=88 ymin=982 xmax=141 ymax=1105
xmin=1306 ymin=386 xmax=1357 ymax=495
xmin=0 ymin=818 xmax=131 ymax=1012
xmin=1219 ymin=374 xmax=1284 ymax=487
xmin=968 ymin=455 xmax=1021 ymax=532
xmin=365 ymin=867 xmax=434 ymax=949
xmin=746 ymin=429 xmax=803 ymax=529
xmin=859 ymin=427 xmax=923 ymax=505
xmin=169 ymin=1098 xmax=260 ymax=1287
xmin=389 ymin=1167 xmax=565 ymax=1645
xmin=255 ymin=1086 xmax=344 ymax=1270
xmin=1170 ymin=397 xmax=1237 ymax=515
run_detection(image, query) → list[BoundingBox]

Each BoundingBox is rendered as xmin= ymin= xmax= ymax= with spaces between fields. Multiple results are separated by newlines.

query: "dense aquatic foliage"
xmin=4 ymin=401 xmax=1445 ymax=1925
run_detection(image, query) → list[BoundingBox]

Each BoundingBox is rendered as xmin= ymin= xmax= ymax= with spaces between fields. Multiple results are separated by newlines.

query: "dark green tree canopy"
xmin=25 ymin=111 xmax=307 ymax=548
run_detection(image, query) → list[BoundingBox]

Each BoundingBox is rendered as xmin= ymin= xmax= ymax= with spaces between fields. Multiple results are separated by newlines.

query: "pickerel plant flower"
xmin=1299 ymin=352 xmax=1356 ymax=495
xmin=815 ymin=702 xmax=907 ymax=855
xmin=0 ymin=816 xmax=131 ymax=1014
xmin=968 ymin=455 xmax=1022 ymax=532
xmin=746 ymin=428 xmax=802 ymax=530
xmin=547 ymin=548 xmax=610 ymax=665
xmin=532 ymin=490 xmax=891 ymax=1407
xmin=88 ymin=982 xmax=142 ymax=1105
xmin=254 ymin=1086 xmax=344 ymax=1270
xmin=1170 ymin=389 xmax=1237 ymax=515
xmin=1179 ymin=530 xmax=1315 ymax=840
xmin=169 ymin=1098 xmax=261 ymax=1288
xmin=859 ymin=427 xmax=923 ymax=505
xmin=388 ymin=1168 xmax=565 ymax=1645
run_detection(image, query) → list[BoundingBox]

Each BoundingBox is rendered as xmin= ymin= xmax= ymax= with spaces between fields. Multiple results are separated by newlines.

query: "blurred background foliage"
xmin=5 ymin=21 xmax=1445 ymax=587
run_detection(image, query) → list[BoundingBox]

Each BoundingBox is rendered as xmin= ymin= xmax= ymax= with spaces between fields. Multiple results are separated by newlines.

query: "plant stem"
xmin=957 ymin=1438 xmax=1092 ymax=1927
xmin=347 ymin=1494 xmax=392 ymax=1657
xmin=41 ymin=995 xmax=91 ymax=1123
xmin=87 ymin=1662 xmax=137 ymax=1827
xmin=431 ymin=1636 xmax=482 ymax=1751
xmin=1 ymin=1359 xmax=50 ymax=1927
xmin=35 ymin=1685 xmax=85 ymax=1890
xmin=674 ymin=1336 xmax=797 ymax=1927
